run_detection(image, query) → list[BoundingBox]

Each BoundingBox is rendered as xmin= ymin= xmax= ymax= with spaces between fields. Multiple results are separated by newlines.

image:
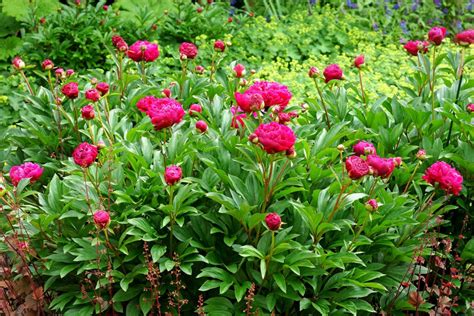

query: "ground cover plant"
xmin=0 ymin=0 xmax=473 ymax=315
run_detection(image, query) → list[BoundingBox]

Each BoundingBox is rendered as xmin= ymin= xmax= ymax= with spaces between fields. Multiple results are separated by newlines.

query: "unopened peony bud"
xmin=265 ymin=213 xmax=281 ymax=230
xmin=162 ymin=88 xmax=171 ymax=98
xmin=337 ymin=144 xmax=345 ymax=151
xmin=196 ymin=120 xmax=208 ymax=133
xmin=42 ymin=59 xmax=54 ymax=70
xmin=0 ymin=184 xmax=6 ymax=197
xmin=81 ymin=105 xmax=95 ymax=120
xmin=197 ymin=7 xmax=203 ymax=13
xmin=214 ymin=40 xmax=225 ymax=52
xmin=239 ymin=78 xmax=248 ymax=86
xmin=300 ymin=103 xmax=309 ymax=112
xmin=286 ymin=147 xmax=296 ymax=158
xmin=165 ymin=165 xmax=182 ymax=185
xmin=365 ymin=199 xmax=378 ymax=212
xmin=93 ymin=210 xmax=110 ymax=229
xmin=12 ymin=57 xmax=25 ymax=70
xmin=97 ymin=140 xmax=106 ymax=150
xmin=189 ymin=104 xmax=202 ymax=116
xmin=308 ymin=66 xmax=319 ymax=78
xmin=248 ymin=133 xmax=259 ymax=144
xmin=195 ymin=65 xmax=205 ymax=74
xmin=66 ymin=69 xmax=74 ymax=77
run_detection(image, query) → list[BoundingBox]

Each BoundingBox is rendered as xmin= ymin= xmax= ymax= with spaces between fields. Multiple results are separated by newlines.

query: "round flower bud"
xmin=196 ymin=120 xmax=208 ymax=133
xmin=96 ymin=82 xmax=109 ymax=95
xmin=189 ymin=104 xmax=202 ymax=116
xmin=337 ymin=144 xmax=345 ymax=151
xmin=0 ymin=184 xmax=6 ymax=197
xmin=41 ymin=59 xmax=54 ymax=71
xmin=93 ymin=210 xmax=110 ymax=229
xmin=97 ymin=140 xmax=106 ymax=150
xmin=61 ymin=82 xmax=79 ymax=99
xmin=81 ymin=105 xmax=95 ymax=120
xmin=365 ymin=199 xmax=378 ymax=212
xmin=66 ymin=69 xmax=75 ymax=77
xmin=265 ymin=213 xmax=281 ymax=231
xmin=72 ymin=142 xmax=98 ymax=168
xmin=195 ymin=65 xmax=205 ymax=74
xmin=12 ymin=57 xmax=25 ymax=70
xmin=308 ymin=66 xmax=319 ymax=78
xmin=233 ymin=64 xmax=246 ymax=78
xmin=286 ymin=147 xmax=296 ymax=158
xmin=467 ymin=103 xmax=474 ymax=113
xmin=354 ymin=55 xmax=365 ymax=68
xmin=214 ymin=40 xmax=226 ymax=52
xmin=162 ymin=88 xmax=171 ymax=98
xmin=165 ymin=165 xmax=182 ymax=186
xmin=248 ymin=133 xmax=259 ymax=144
xmin=323 ymin=64 xmax=343 ymax=83
xmin=85 ymin=89 xmax=100 ymax=102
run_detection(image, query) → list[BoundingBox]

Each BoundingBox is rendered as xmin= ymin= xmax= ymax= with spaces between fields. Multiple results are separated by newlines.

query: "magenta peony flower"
xmin=12 ymin=57 xmax=25 ymax=70
xmin=276 ymin=111 xmax=298 ymax=125
xmin=9 ymin=162 xmax=43 ymax=186
xmin=354 ymin=55 xmax=365 ymax=68
xmin=73 ymin=142 xmax=98 ymax=168
xmin=41 ymin=59 xmax=54 ymax=70
xmin=85 ymin=89 xmax=100 ymax=102
xmin=308 ymin=66 xmax=319 ymax=78
xmin=189 ymin=104 xmax=202 ymax=116
xmin=403 ymin=40 xmax=429 ymax=56
xmin=234 ymin=92 xmax=264 ymax=113
xmin=454 ymin=29 xmax=474 ymax=46
xmin=245 ymin=81 xmax=292 ymax=110
xmin=165 ymin=165 xmax=182 ymax=185
xmin=128 ymin=40 xmax=160 ymax=62
xmin=428 ymin=27 xmax=447 ymax=45
xmin=93 ymin=210 xmax=110 ymax=229
xmin=196 ymin=120 xmax=208 ymax=133
xmin=233 ymin=64 xmax=246 ymax=78
xmin=365 ymin=199 xmax=378 ymax=212
xmin=253 ymin=122 xmax=296 ymax=154
xmin=145 ymin=98 xmax=185 ymax=130
xmin=112 ymin=35 xmax=128 ymax=52
xmin=81 ymin=105 xmax=95 ymax=120
xmin=422 ymin=161 xmax=463 ymax=196
xmin=214 ymin=40 xmax=226 ymax=52
xmin=136 ymin=96 xmax=157 ymax=113
xmin=367 ymin=154 xmax=395 ymax=178
xmin=323 ymin=64 xmax=343 ymax=83
xmin=353 ymin=141 xmax=376 ymax=156
xmin=96 ymin=82 xmax=109 ymax=95
xmin=61 ymin=82 xmax=79 ymax=99
xmin=179 ymin=42 xmax=198 ymax=59
xmin=265 ymin=213 xmax=281 ymax=230
xmin=345 ymin=156 xmax=369 ymax=180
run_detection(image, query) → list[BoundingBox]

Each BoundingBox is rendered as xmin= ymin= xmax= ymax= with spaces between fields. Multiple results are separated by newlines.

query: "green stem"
xmin=358 ymin=69 xmax=367 ymax=108
xmin=430 ymin=46 xmax=437 ymax=121
xmin=19 ymin=70 xmax=34 ymax=95
xmin=313 ymin=78 xmax=331 ymax=129
xmin=446 ymin=48 xmax=464 ymax=146
xmin=403 ymin=161 xmax=421 ymax=194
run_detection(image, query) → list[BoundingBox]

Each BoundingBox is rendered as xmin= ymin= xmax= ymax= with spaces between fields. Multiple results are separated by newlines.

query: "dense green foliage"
xmin=0 ymin=1 xmax=473 ymax=315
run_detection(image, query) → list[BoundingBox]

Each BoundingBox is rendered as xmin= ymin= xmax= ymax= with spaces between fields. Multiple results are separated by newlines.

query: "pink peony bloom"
xmin=128 ymin=40 xmax=160 ymax=62
xmin=189 ymin=104 xmax=202 ymax=116
xmin=165 ymin=165 xmax=182 ymax=185
xmin=403 ymin=40 xmax=429 ymax=56
xmin=81 ymin=105 xmax=95 ymax=120
xmin=244 ymin=81 xmax=292 ymax=110
xmin=367 ymin=154 xmax=395 ymax=178
xmin=234 ymin=92 xmax=264 ymax=113
xmin=12 ymin=57 xmax=25 ymax=70
xmin=41 ymin=59 xmax=54 ymax=70
xmin=353 ymin=141 xmax=376 ymax=156
xmin=85 ymin=89 xmax=100 ymax=102
xmin=196 ymin=120 xmax=208 ymax=133
xmin=428 ymin=27 xmax=447 ymax=45
xmin=214 ymin=40 xmax=226 ymax=52
xmin=454 ymin=29 xmax=474 ymax=46
xmin=253 ymin=122 xmax=296 ymax=154
xmin=145 ymin=98 xmax=185 ymax=130
xmin=96 ymin=82 xmax=109 ymax=95
xmin=233 ymin=64 xmax=246 ymax=78
xmin=345 ymin=156 xmax=369 ymax=180
xmin=136 ymin=96 xmax=158 ymax=113
xmin=323 ymin=64 xmax=343 ymax=83
xmin=9 ymin=162 xmax=43 ymax=186
xmin=93 ymin=210 xmax=110 ymax=229
xmin=265 ymin=213 xmax=281 ymax=230
xmin=61 ymin=82 xmax=79 ymax=99
xmin=179 ymin=42 xmax=198 ymax=59
xmin=422 ymin=161 xmax=463 ymax=196
xmin=72 ymin=142 xmax=98 ymax=168
xmin=354 ymin=55 xmax=365 ymax=68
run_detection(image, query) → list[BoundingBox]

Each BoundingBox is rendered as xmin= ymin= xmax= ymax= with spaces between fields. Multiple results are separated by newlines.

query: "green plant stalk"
xmin=446 ymin=48 xmax=465 ymax=146
xmin=403 ymin=161 xmax=421 ymax=194
xmin=430 ymin=46 xmax=437 ymax=121
xmin=179 ymin=59 xmax=188 ymax=100
xmin=140 ymin=61 xmax=147 ymax=84
xmin=19 ymin=70 xmax=34 ymax=95
xmin=312 ymin=78 xmax=331 ymax=129
xmin=264 ymin=231 xmax=275 ymax=278
xmin=358 ymin=68 xmax=367 ymax=108
xmin=210 ymin=52 xmax=217 ymax=82
xmin=169 ymin=185 xmax=175 ymax=256
xmin=71 ymin=99 xmax=81 ymax=141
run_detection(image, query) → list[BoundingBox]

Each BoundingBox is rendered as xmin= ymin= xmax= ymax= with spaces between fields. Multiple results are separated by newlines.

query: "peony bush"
xmin=0 ymin=4 xmax=473 ymax=316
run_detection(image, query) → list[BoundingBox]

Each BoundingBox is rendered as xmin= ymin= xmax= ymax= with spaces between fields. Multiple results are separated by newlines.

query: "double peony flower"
xmin=127 ymin=40 xmax=160 ymax=62
xmin=136 ymin=96 xmax=185 ymax=131
xmin=422 ymin=161 xmax=463 ymax=196
xmin=9 ymin=162 xmax=44 ymax=186
xmin=235 ymin=81 xmax=292 ymax=112
xmin=250 ymin=122 xmax=296 ymax=155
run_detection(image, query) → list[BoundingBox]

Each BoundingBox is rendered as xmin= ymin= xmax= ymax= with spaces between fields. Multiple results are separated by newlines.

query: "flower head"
xmin=416 ymin=149 xmax=426 ymax=160
xmin=353 ymin=141 xmax=376 ymax=156
xmin=195 ymin=65 xmax=205 ymax=74
xmin=230 ymin=106 xmax=246 ymax=129
xmin=93 ymin=210 xmax=110 ymax=229
xmin=112 ymin=35 xmax=128 ymax=52
xmin=179 ymin=42 xmax=198 ymax=59
xmin=308 ymin=66 xmax=319 ymax=78
xmin=428 ymin=27 xmax=447 ymax=45
xmin=345 ymin=156 xmax=369 ymax=180
xmin=165 ymin=165 xmax=182 ymax=185
xmin=9 ymin=162 xmax=43 ymax=186
xmin=136 ymin=96 xmax=158 ymax=113
xmin=367 ymin=154 xmax=395 ymax=178
xmin=81 ymin=105 xmax=95 ymax=120
xmin=253 ymin=122 xmax=296 ymax=154
xmin=354 ymin=55 xmax=365 ymax=68
xmin=422 ymin=161 xmax=463 ymax=195
xmin=467 ymin=103 xmax=474 ymax=113
xmin=12 ymin=57 xmax=25 ymax=70
xmin=196 ymin=120 xmax=208 ymax=133
xmin=61 ymin=82 xmax=79 ymax=99
xmin=214 ymin=40 xmax=226 ymax=52
xmin=96 ymin=82 xmax=109 ymax=95
xmin=73 ymin=142 xmax=98 ymax=168
xmin=85 ymin=89 xmax=100 ymax=102
xmin=234 ymin=92 xmax=264 ymax=113
xmin=189 ymin=104 xmax=202 ymax=116
xmin=323 ymin=64 xmax=343 ymax=83
xmin=265 ymin=213 xmax=281 ymax=230
xmin=146 ymin=98 xmax=185 ymax=130
xmin=233 ymin=64 xmax=246 ymax=78
xmin=365 ymin=199 xmax=378 ymax=212
xmin=454 ymin=29 xmax=474 ymax=46
xmin=41 ymin=59 xmax=54 ymax=70
xmin=403 ymin=40 xmax=429 ymax=56
xmin=244 ymin=81 xmax=292 ymax=110
xmin=128 ymin=40 xmax=160 ymax=62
